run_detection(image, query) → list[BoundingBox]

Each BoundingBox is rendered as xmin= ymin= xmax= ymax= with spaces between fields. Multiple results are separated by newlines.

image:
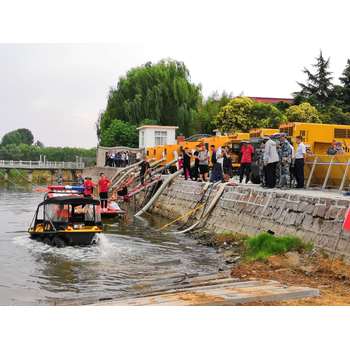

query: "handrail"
xmin=0 ymin=160 xmax=85 ymax=169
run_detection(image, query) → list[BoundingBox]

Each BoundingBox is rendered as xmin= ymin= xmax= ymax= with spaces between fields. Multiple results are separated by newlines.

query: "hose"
xmin=134 ymin=168 xmax=183 ymax=217
xmin=172 ymin=182 xmax=228 ymax=234
xmin=177 ymin=182 xmax=212 ymax=229
xmin=157 ymin=202 xmax=206 ymax=231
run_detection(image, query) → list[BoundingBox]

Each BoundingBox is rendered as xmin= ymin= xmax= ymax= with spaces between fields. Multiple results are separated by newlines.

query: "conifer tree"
xmin=339 ymin=59 xmax=350 ymax=112
xmin=294 ymin=51 xmax=334 ymax=110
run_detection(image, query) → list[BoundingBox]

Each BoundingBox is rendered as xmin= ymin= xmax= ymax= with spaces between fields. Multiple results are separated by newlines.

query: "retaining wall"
xmin=149 ymin=179 xmax=350 ymax=259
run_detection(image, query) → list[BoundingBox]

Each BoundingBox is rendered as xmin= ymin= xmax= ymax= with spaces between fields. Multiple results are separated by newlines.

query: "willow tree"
xmin=98 ymin=59 xmax=202 ymax=146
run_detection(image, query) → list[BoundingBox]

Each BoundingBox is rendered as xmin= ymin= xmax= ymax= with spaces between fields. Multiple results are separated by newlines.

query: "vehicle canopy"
xmin=34 ymin=196 xmax=102 ymax=229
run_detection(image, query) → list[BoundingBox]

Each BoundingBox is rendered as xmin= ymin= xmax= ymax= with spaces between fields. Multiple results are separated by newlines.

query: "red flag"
xmin=342 ymin=208 xmax=350 ymax=232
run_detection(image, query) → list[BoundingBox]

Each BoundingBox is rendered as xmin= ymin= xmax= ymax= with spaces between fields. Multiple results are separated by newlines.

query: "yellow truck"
xmin=279 ymin=122 xmax=350 ymax=189
xmin=249 ymin=128 xmax=279 ymax=139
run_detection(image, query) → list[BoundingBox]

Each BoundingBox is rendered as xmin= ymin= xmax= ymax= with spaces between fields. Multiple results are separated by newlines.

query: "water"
xmin=0 ymin=187 xmax=223 ymax=305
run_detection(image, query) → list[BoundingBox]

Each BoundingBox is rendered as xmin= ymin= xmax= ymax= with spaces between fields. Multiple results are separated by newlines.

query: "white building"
xmin=137 ymin=125 xmax=178 ymax=148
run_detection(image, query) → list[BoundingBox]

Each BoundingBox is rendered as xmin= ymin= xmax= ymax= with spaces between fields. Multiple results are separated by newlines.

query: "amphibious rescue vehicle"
xmin=28 ymin=195 xmax=103 ymax=247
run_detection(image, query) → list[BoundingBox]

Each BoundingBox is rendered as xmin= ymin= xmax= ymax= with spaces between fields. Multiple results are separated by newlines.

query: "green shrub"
xmin=245 ymin=232 xmax=312 ymax=261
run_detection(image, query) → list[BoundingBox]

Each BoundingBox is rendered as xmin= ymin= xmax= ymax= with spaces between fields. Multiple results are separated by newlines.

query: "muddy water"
xmin=0 ymin=187 xmax=224 ymax=305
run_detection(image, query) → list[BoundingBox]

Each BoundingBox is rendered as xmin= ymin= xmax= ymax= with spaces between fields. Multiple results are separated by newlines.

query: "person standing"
xmin=110 ymin=152 xmax=116 ymax=167
xmin=289 ymin=141 xmax=295 ymax=188
xmin=222 ymin=149 xmax=233 ymax=181
xmin=192 ymin=145 xmax=200 ymax=181
xmin=239 ymin=141 xmax=254 ymax=184
xmin=139 ymin=157 xmax=150 ymax=185
xmin=263 ymin=137 xmax=279 ymax=188
xmin=98 ymin=173 xmax=111 ymax=210
xmin=294 ymin=135 xmax=306 ymax=188
xmin=278 ymin=134 xmax=292 ymax=189
xmin=83 ymin=177 xmax=96 ymax=197
xmin=76 ymin=173 xmax=84 ymax=185
xmin=198 ymin=144 xmax=210 ymax=181
xmin=182 ymin=147 xmax=192 ymax=180
xmin=210 ymin=151 xmax=224 ymax=183
xmin=256 ymin=141 xmax=266 ymax=186
xmin=210 ymin=145 xmax=217 ymax=165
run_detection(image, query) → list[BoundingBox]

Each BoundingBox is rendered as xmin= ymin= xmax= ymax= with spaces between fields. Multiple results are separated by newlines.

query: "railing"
xmin=0 ymin=160 xmax=85 ymax=169
xmin=305 ymin=154 xmax=350 ymax=191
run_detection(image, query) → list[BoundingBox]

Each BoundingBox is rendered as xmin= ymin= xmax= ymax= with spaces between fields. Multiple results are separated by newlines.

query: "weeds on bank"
xmin=244 ymin=232 xmax=313 ymax=261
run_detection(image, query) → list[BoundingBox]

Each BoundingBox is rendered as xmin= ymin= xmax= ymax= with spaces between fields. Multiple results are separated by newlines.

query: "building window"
xmin=155 ymin=131 xmax=167 ymax=145
xmin=141 ymin=131 xmax=144 ymax=147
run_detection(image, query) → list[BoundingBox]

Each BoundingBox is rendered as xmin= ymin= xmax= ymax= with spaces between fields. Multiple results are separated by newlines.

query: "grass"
xmin=244 ymin=232 xmax=313 ymax=261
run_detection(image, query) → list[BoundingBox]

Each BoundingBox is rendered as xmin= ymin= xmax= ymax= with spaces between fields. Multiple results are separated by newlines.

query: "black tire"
xmin=52 ymin=236 xmax=66 ymax=248
xmin=250 ymin=163 xmax=261 ymax=184
xmin=251 ymin=173 xmax=261 ymax=184
xmin=43 ymin=237 xmax=52 ymax=246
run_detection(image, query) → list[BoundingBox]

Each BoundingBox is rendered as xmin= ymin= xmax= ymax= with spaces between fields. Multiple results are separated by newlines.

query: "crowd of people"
xmin=105 ymin=151 xmax=131 ymax=167
xmin=76 ymin=136 xmax=344 ymax=205
xmin=176 ymin=134 xmax=308 ymax=190
xmin=327 ymin=140 xmax=344 ymax=155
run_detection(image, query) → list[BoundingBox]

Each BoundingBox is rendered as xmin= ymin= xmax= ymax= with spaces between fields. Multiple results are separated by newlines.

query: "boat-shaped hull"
xmin=29 ymin=230 xmax=99 ymax=246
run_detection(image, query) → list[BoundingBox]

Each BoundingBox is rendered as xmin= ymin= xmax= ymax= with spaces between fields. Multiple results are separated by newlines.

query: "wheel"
xmin=42 ymin=237 xmax=52 ymax=246
xmin=52 ymin=236 xmax=66 ymax=248
xmin=250 ymin=163 xmax=261 ymax=184
xmin=251 ymin=173 xmax=261 ymax=184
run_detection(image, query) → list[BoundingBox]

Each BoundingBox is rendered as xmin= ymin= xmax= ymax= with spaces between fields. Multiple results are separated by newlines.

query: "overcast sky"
xmin=1 ymin=0 xmax=349 ymax=148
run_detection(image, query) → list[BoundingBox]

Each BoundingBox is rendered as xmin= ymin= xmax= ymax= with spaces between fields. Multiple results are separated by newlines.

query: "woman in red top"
xmin=98 ymin=173 xmax=111 ymax=209
xmin=83 ymin=177 xmax=96 ymax=197
xmin=239 ymin=141 xmax=254 ymax=184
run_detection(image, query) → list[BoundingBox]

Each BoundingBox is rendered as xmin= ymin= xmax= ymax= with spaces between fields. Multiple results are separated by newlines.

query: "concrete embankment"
xmin=146 ymin=179 xmax=350 ymax=260
xmin=82 ymin=166 xmax=118 ymax=181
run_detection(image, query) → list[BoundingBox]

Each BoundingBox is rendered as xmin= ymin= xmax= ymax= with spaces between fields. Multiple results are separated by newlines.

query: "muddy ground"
xmin=187 ymin=230 xmax=350 ymax=306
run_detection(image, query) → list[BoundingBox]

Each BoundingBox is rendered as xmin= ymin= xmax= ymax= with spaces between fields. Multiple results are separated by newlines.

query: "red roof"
xmin=248 ymin=97 xmax=294 ymax=104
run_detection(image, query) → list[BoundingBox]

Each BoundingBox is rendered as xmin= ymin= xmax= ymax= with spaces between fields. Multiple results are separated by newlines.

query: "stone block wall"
xmin=150 ymin=179 xmax=350 ymax=259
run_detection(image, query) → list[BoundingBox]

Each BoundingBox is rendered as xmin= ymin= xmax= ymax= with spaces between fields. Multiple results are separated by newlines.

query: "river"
xmin=0 ymin=186 xmax=224 ymax=305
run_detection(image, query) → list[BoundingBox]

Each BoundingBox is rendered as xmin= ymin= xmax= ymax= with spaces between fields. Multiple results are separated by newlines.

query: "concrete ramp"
xmin=96 ymin=273 xmax=319 ymax=306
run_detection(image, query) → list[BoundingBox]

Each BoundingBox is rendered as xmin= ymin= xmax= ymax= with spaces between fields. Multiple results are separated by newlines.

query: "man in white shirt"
xmin=294 ymin=135 xmax=306 ymax=188
xmin=263 ymin=137 xmax=279 ymax=188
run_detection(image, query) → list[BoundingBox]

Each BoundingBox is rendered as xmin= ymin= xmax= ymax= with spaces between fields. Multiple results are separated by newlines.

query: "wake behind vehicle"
xmin=28 ymin=195 xmax=103 ymax=247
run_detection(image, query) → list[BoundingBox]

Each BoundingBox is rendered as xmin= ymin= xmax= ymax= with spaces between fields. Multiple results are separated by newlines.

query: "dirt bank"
xmin=186 ymin=229 xmax=350 ymax=305
xmin=230 ymin=252 xmax=350 ymax=305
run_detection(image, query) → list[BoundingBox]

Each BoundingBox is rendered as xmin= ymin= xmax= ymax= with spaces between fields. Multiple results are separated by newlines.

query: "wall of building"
xmin=147 ymin=179 xmax=350 ymax=260
xmin=139 ymin=127 xmax=177 ymax=148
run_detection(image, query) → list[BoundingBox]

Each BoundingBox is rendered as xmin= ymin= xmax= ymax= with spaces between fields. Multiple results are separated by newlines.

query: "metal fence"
xmin=0 ymin=160 xmax=85 ymax=169
xmin=305 ymin=154 xmax=350 ymax=191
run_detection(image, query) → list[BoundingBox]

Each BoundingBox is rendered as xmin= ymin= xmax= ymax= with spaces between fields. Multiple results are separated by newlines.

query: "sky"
xmin=0 ymin=0 xmax=349 ymax=148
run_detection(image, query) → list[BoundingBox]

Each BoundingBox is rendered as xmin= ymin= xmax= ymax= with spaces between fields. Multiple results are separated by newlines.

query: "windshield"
xmin=43 ymin=203 xmax=98 ymax=224
xmin=45 ymin=204 xmax=70 ymax=223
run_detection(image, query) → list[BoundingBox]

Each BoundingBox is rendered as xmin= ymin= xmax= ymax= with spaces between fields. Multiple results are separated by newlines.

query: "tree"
xmin=285 ymin=102 xmax=322 ymax=123
xmin=274 ymin=101 xmax=291 ymax=112
xmin=99 ymin=119 xmax=138 ymax=147
xmin=321 ymin=105 xmax=350 ymax=125
xmin=215 ymin=97 xmax=255 ymax=132
xmin=294 ymin=51 xmax=334 ymax=110
xmin=215 ymin=97 xmax=287 ymax=132
xmin=339 ymin=59 xmax=350 ymax=112
xmin=193 ymin=91 xmax=233 ymax=134
xmin=250 ymin=103 xmax=287 ymax=128
xmin=1 ymin=128 xmax=34 ymax=146
xmin=34 ymin=140 xmax=44 ymax=147
xmin=97 ymin=59 xmax=202 ymax=144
